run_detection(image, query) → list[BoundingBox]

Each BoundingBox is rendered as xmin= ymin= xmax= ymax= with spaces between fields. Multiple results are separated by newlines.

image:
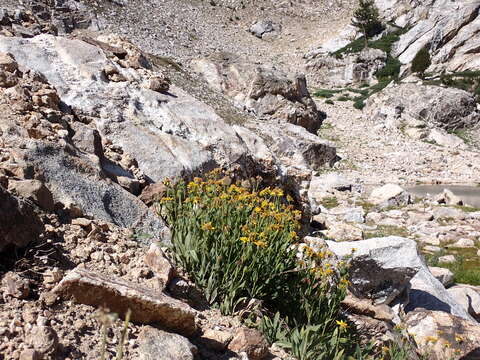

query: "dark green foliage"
xmin=332 ymin=27 xmax=407 ymax=58
xmin=375 ymin=56 xmax=401 ymax=80
xmin=314 ymin=89 xmax=342 ymax=98
xmin=411 ymin=46 xmax=431 ymax=77
xmin=351 ymin=0 xmax=384 ymax=39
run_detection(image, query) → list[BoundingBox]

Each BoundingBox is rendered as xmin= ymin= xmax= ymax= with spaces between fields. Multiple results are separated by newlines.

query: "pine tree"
xmin=352 ymin=0 xmax=383 ymax=47
xmin=411 ymin=46 xmax=431 ymax=78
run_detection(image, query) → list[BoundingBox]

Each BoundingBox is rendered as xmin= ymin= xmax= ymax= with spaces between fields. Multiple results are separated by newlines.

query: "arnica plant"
xmin=159 ymin=170 xmax=369 ymax=359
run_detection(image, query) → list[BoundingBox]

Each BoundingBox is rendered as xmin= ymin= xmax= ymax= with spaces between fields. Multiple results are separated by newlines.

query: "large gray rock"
xmin=191 ymin=53 xmax=325 ymax=134
xmin=389 ymin=0 xmax=480 ymax=73
xmin=22 ymin=142 xmax=166 ymax=237
xmin=327 ymin=236 xmax=473 ymax=320
xmin=369 ymin=183 xmax=410 ymax=208
xmin=364 ymin=82 xmax=480 ymax=131
xmin=0 ymin=35 xmax=336 ymax=188
xmin=326 ymin=237 xmax=422 ymax=305
xmin=306 ymin=47 xmax=387 ymax=87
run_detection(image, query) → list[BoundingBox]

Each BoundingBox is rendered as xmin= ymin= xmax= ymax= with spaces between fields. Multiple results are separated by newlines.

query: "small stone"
xmin=1 ymin=272 xmax=30 ymax=299
xmin=139 ymin=182 xmax=167 ymax=206
xmin=145 ymin=243 xmax=175 ymax=290
xmin=438 ymin=255 xmax=456 ymax=264
xmin=27 ymin=325 xmax=58 ymax=357
xmin=138 ymin=326 xmax=197 ymax=360
xmin=71 ymin=218 xmax=92 ymax=228
xmin=19 ymin=349 xmax=40 ymax=360
xmin=452 ymin=238 xmax=475 ymax=248
xmin=43 ymin=268 xmax=63 ymax=286
xmin=200 ymin=328 xmax=233 ymax=351
xmin=8 ymin=179 xmax=54 ymax=211
xmin=428 ymin=267 xmax=454 ymax=287
xmin=0 ymin=52 xmax=18 ymax=72
xmin=146 ymin=75 xmax=170 ymax=93
xmin=228 ymin=328 xmax=268 ymax=360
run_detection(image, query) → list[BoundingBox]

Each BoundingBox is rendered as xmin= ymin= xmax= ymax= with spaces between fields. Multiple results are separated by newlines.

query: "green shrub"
xmin=375 ymin=56 xmax=401 ymax=80
xmin=411 ymin=47 xmax=431 ymax=77
xmin=159 ymin=171 xmax=363 ymax=359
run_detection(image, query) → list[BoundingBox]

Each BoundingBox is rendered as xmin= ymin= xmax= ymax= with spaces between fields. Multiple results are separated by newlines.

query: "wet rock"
xmin=54 ymin=266 xmax=197 ymax=336
xmin=138 ymin=326 xmax=197 ymax=360
xmin=405 ymin=310 xmax=480 ymax=360
xmin=369 ymin=183 xmax=410 ymax=208
xmin=8 ymin=179 xmax=54 ymax=211
xmin=428 ymin=267 xmax=454 ymax=287
xmin=227 ymin=328 xmax=268 ymax=360
xmin=326 ymin=237 xmax=421 ymax=305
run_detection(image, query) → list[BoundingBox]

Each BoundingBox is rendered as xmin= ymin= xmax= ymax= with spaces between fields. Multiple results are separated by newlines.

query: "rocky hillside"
xmin=1 ymin=0 xmax=480 ymax=360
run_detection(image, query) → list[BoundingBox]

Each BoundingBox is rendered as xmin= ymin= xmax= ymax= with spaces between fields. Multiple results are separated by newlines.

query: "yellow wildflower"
xmin=201 ymin=222 xmax=215 ymax=231
xmin=425 ymin=336 xmax=438 ymax=343
xmin=254 ymin=207 xmax=262 ymax=213
xmin=443 ymin=341 xmax=451 ymax=348
xmin=271 ymin=188 xmax=284 ymax=197
xmin=286 ymin=194 xmax=293 ymax=202
xmin=259 ymin=188 xmax=271 ymax=197
xmin=160 ymin=197 xmax=174 ymax=203
xmin=290 ymin=231 xmax=298 ymax=239
xmin=336 ymin=320 xmax=348 ymax=330
xmin=254 ymin=240 xmax=268 ymax=248
xmin=381 ymin=346 xmax=390 ymax=353
xmin=455 ymin=335 xmax=464 ymax=343
xmin=240 ymin=237 xmax=249 ymax=243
